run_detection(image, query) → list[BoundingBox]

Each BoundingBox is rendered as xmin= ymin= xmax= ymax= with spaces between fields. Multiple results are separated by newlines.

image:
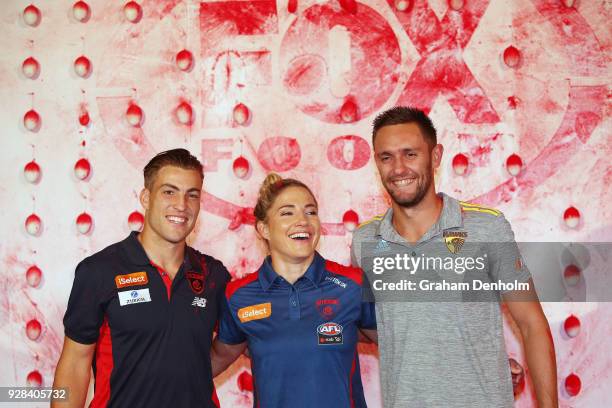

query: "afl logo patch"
xmin=187 ymin=272 xmax=204 ymax=294
xmin=317 ymin=322 xmax=343 ymax=345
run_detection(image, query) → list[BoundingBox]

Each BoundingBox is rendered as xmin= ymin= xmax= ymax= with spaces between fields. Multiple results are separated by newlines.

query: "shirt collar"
xmin=120 ymin=231 xmax=198 ymax=272
xmin=376 ymin=192 xmax=463 ymax=241
xmin=438 ymin=192 xmax=463 ymax=230
xmin=120 ymin=231 xmax=151 ymax=266
xmin=184 ymin=246 xmax=203 ymax=274
xmin=258 ymin=252 xmax=326 ymax=291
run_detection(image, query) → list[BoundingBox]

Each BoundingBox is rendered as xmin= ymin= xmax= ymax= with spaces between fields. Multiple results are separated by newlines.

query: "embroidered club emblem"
xmin=443 ymin=231 xmax=468 ymax=254
xmin=187 ymin=271 xmax=204 ymax=294
xmin=316 ymin=298 xmax=340 ymax=319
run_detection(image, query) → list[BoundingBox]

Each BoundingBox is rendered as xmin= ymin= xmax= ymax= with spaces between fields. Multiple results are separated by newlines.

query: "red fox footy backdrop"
xmin=1 ymin=0 xmax=611 ymax=406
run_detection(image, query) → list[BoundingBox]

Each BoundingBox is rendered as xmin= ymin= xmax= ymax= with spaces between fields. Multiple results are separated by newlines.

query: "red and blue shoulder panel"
xmin=324 ymin=260 xmax=363 ymax=286
xmin=225 ymin=270 xmax=259 ymax=300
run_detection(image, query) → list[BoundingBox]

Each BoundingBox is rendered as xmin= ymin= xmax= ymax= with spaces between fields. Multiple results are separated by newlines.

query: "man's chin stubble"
xmin=387 ymin=187 xmax=428 ymax=209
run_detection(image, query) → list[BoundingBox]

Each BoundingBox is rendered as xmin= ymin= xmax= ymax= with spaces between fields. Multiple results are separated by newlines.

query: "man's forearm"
xmin=211 ymin=348 xmax=231 ymax=377
xmin=211 ymin=340 xmax=246 ymax=377
xmin=522 ymin=324 xmax=558 ymax=407
xmin=51 ymin=362 xmax=90 ymax=407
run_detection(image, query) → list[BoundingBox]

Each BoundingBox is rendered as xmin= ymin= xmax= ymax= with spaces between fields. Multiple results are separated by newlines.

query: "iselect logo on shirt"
xmin=115 ymin=271 xmax=148 ymax=288
xmin=238 ymin=302 xmax=271 ymax=323
xmin=118 ymin=288 xmax=151 ymax=306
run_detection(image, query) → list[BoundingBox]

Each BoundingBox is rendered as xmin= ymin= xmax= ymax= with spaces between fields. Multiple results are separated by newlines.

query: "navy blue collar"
xmin=120 ymin=231 xmax=201 ymax=273
xmin=258 ymin=252 xmax=326 ymax=291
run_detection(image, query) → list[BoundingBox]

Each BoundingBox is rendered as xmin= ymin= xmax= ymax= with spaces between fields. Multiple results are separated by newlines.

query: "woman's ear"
xmin=256 ymin=220 xmax=270 ymax=241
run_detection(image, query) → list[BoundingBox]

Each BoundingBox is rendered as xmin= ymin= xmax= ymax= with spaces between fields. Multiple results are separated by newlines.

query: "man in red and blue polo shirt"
xmin=213 ymin=252 xmax=376 ymax=408
xmin=52 ymin=149 xmax=230 ymax=408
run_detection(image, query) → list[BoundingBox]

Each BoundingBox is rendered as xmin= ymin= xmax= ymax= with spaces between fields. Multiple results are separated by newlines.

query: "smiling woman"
xmin=210 ymin=173 xmax=378 ymax=408
xmin=253 ymin=173 xmax=321 ymax=282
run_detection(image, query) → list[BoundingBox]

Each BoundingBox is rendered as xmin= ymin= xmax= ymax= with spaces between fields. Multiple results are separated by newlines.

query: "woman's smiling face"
xmin=257 ymin=186 xmax=321 ymax=263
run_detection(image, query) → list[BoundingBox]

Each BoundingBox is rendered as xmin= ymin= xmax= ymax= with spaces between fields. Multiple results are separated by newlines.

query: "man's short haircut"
xmin=372 ymin=106 xmax=437 ymax=148
xmin=143 ymin=148 xmax=203 ymax=189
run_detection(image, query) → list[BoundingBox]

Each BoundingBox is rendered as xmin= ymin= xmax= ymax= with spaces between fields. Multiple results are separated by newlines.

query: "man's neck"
xmin=391 ymin=192 xmax=444 ymax=244
xmin=137 ymin=229 xmax=185 ymax=279
xmin=270 ymin=252 xmax=315 ymax=285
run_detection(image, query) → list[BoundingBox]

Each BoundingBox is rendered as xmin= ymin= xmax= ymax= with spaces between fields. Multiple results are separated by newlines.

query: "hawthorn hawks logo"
xmin=187 ymin=271 xmax=204 ymax=294
xmin=443 ymin=231 xmax=467 ymax=254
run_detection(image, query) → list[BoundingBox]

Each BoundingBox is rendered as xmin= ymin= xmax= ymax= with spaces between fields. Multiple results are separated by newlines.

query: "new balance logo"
xmin=191 ymin=297 xmax=207 ymax=308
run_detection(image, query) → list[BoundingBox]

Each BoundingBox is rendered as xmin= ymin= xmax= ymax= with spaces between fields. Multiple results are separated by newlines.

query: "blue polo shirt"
xmin=218 ymin=252 xmax=376 ymax=408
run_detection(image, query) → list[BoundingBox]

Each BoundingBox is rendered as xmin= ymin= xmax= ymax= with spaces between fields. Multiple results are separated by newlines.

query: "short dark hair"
xmin=372 ymin=106 xmax=437 ymax=147
xmin=143 ymin=148 xmax=203 ymax=189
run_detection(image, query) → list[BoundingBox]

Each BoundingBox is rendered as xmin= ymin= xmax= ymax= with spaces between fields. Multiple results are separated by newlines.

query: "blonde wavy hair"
xmin=253 ymin=173 xmax=318 ymax=223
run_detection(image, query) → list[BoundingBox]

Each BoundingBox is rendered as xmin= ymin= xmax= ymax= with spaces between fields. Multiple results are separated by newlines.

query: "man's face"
xmin=257 ymin=186 xmax=321 ymax=263
xmin=140 ymin=165 xmax=203 ymax=244
xmin=373 ymin=123 xmax=442 ymax=208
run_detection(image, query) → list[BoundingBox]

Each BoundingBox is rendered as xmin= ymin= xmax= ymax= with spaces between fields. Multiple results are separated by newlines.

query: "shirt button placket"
xmin=289 ymin=287 xmax=300 ymax=320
